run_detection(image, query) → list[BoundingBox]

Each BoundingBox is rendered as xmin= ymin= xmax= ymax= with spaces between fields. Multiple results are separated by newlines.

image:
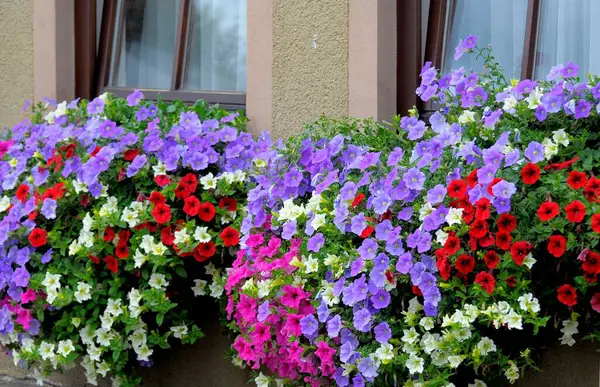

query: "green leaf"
xmin=175 ymin=266 xmax=187 ymax=278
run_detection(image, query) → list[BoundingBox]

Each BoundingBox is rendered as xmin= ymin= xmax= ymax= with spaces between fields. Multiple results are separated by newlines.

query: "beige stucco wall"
xmin=0 ymin=0 xmax=34 ymax=129
xmin=270 ymin=0 xmax=349 ymax=139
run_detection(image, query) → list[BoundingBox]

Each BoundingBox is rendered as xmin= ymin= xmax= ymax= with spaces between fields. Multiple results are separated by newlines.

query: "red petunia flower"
xmin=115 ymin=242 xmax=129 ymax=259
xmin=198 ymin=202 xmax=216 ymax=222
xmin=505 ymin=275 xmax=517 ymax=288
xmin=123 ymin=149 xmax=140 ymax=161
xmin=495 ymin=231 xmax=512 ymax=251
xmin=161 ymin=226 xmax=175 ymax=246
xmin=152 ymin=204 xmax=172 ymax=224
xmin=544 ymin=156 xmax=579 ymax=171
xmin=537 ymin=201 xmax=559 ymax=222
xmin=411 ymin=285 xmax=423 ymax=296
xmin=218 ymin=197 xmax=238 ymax=212
xmin=220 ymin=227 xmax=240 ymax=247
xmin=60 ymin=143 xmax=76 ymax=158
xmin=475 ymin=198 xmax=491 ymax=220
xmin=351 ymin=193 xmax=365 ymax=208
xmin=183 ymin=196 xmax=201 ymax=216
xmin=584 ymin=177 xmax=600 ymax=202
xmin=591 ymin=214 xmax=600 ymax=233
xmin=119 ymin=229 xmax=131 ymax=244
xmin=154 ymin=175 xmax=170 ymax=187
xmin=469 ymin=218 xmax=488 ymax=239
xmin=510 ymin=241 xmax=532 ymax=266
xmin=557 ymin=284 xmax=577 ymax=306
xmin=584 ymin=272 xmax=598 ymax=284
xmin=194 ymin=241 xmax=216 ymax=262
xmin=360 ymin=226 xmax=375 ymax=238
xmin=466 ymin=169 xmax=478 ymax=188
xmin=174 ymin=184 xmax=191 ymax=199
xmin=521 ymin=163 xmax=541 ymax=185
xmin=455 ymin=254 xmax=475 ymax=274
xmin=478 ymin=233 xmax=495 ymax=248
xmin=436 ymin=255 xmax=451 ymax=280
xmin=583 ymin=252 xmax=600 ymax=274
xmin=149 ymin=191 xmax=166 ymax=206
xmin=567 ymin=170 xmax=588 ymax=189
xmin=15 ymin=184 xmax=30 ymax=203
xmin=487 ymin=178 xmax=503 ymax=196
xmin=475 ymin=272 xmax=495 ymax=295
xmin=180 ymin=173 xmax=198 ymax=193
xmin=104 ymin=256 xmax=118 ymax=274
xmin=496 ymin=213 xmax=517 ymax=232
xmin=103 ymin=227 xmax=115 ymax=242
xmin=547 ymin=235 xmax=567 ymax=258
xmin=447 ymin=180 xmax=467 ymax=199
xmin=28 ymin=228 xmax=47 ymax=248
xmin=565 ymin=200 xmax=586 ymax=223
xmin=91 ymin=146 xmax=102 ymax=156
xmin=591 ymin=292 xmax=600 ymax=312
xmin=484 ymin=251 xmax=500 ymax=269
xmin=80 ymin=194 xmax=90 ymax=207
xmin=88 ymin=254 xmax=100 ymax=264
xmin=443 ymin=235 xmax=461 ymax=256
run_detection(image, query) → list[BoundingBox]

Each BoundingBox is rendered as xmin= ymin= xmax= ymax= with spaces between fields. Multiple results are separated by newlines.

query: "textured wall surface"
xmin=0 ymin=0 xmax=33 ymax=129
xmin=271 ymin=0 xmax=349 ymax=139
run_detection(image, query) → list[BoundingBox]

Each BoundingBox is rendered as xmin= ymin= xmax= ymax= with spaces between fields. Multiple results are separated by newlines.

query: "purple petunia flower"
xmin=87 ymin=97 xmax=105 ymax=115
xmin=396 ymin=252 xmax=413 ymax=274
xmin=358 ymin=357 xmax=378 ymax=378
xmin=426 ymin=184 xmax=445 ymax=205
xmin=127 ymin=89 xmax=144 ymax=106
xmin=12 ymin=267 xmax=30 ymax=287
xmin=492 ymin=180 xmax=516 ymax=199
xmin=353 ymin=308 xmax=373 ymax=332
xmin=374 ymin=322 xmax=391 ymax=343
xmin=370 ymin=289 xmax=390 ymax=309
xmin=561 ymin=61 xmax=579 ymax=78
xmin=307 ymin=233 xmax=325 ymax=252
xmin=300 ymin=314 xmax=319 ymax=337
xmin=524 ymin=141 xmax=545 ymax=163
xmin=407 ymin=229 xmax=432 ymax=253
xmin=387 ymin=147 xmax=404 ymax=166
xmin=403 ymin=168 xmax=426 ymax=191
xmin=257 ymin=301 xmax=270 ymax=322
xmin=351 ymin=213 xmax=368 ymax=235
xmin=281 ymin=220 xmax=297 ymax=240
xmin=327 ymin=314 xmax=342 ymax=338
xmin=41 ymin=198 xmax=57 ymax=220
xmin=574 ymin=99 xmax=591 ymax=119
xmin=358 ymin=238 xmax=378 ymax=260
xmin=126 ymin=154 xmax=147 ymax=177
xmin=477 ymin=164 xmax=497 ymax=185
xmin=317 ymin=300 xmax=330 ymax=322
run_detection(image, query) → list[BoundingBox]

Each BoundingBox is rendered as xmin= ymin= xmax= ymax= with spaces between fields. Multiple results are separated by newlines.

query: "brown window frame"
xmin=398 ymin=0 xmax=541 ymax=114
xmin=74 ymin=0 xmax=246 ymax=110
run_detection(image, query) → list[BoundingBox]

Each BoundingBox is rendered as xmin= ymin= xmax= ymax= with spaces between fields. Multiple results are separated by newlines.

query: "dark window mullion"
xmin=521 ymin=0 xmax=541 ymax=80
xmin=171 ymin=0 xmax=192 ymax=91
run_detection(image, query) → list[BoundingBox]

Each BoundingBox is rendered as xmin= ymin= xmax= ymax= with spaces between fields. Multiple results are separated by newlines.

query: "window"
xmin=398 ymin=0 xmax=600 ymax=114
xmin=75 ymin=0 xmax=247 ymax=109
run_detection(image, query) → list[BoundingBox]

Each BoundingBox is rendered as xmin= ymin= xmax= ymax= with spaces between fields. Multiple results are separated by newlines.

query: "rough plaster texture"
xmin=271 ymin=0 xmax=349 ymax=139
xmin=0 ymin=0 xmax=33 ymax=129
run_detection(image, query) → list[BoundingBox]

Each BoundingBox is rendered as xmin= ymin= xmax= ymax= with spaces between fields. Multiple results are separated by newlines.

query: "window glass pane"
xmin=442 ymin=0 xmax=527 ymax=79
xmin=535 ymin=0 xmax=600 ymax=79
xmin=422 ymin=0 xmax=430 ymax=64
xmin=109 ymin=0 xmax=179 ymax=89
xmin=96 ymin=0 xmax=104 ymax=54
xmin=182 ymin=0 xmax=247 ymax=92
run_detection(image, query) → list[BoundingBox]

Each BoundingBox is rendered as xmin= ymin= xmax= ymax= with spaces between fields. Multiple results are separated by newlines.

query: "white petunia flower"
xmin=254 ymin=372 xmax=271 ymax=387
xmin=74 ymin=282 xmax=92 ymax=303
xmin=553 ymin=128 xmax=570 ymax=147
xmin=149 ymin=273 xmax=168 ymax=290
xmin=405 ymin=355 xmax=424 ymax=374
xmin=42 ymin=272 xmax=61 ymax=291
xmin=458 ymin=110 xmax=476 ymax=124
xmin=173 ymin=229 xmax=190 ymax=245
xmin=133 ymin=249 xmax=149 ymax=268
xmin=505 ymin=310 xmax=523 ymax=330
xmin=445 ymin=208 xmax=464 ymax=226
xmin=57 ymin=339 xmax=75 ymax=357
xmin=303 ymin=255 xmax=319 ymax=273
xmin=0 ymin=196 xmax=10 ymax=213
xmin=38 ymin=341 xmax=55 ymax=360
xmin=200 ymin=173 xmax=217 ymax=190
xmin=476 ymin=337 xmax=497 ymax=356
xmin=310 ymin=213 xmax=327 ymax=230
xmin=170 ymin=325 xmax=188 ymax=339
xmin=106 ymin=298 xmax=123 ymax=316
xmin=191 ymin=279 xmax=208 ymax=296
xmin=209 ymin=281 xmax=224 ymax=298
xmin=194 ymin=226 xmax=212 ymax=243
xmin=518 ymin=293 xmax=541 ymax=314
